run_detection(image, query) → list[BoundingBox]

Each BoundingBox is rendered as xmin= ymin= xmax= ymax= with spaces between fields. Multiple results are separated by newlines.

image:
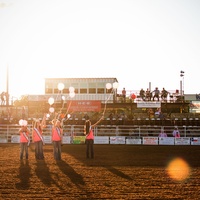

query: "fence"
xmin=0 ymin=124 xmax=200 ymax=144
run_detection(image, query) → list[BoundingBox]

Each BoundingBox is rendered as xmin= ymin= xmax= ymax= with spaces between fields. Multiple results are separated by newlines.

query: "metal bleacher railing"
xmin=1 ymin=123 xmax=200 ymax=144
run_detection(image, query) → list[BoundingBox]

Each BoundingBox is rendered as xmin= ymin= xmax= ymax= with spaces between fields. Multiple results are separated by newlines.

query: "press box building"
xmin=44 ymin=77 xmax=118 ymax=103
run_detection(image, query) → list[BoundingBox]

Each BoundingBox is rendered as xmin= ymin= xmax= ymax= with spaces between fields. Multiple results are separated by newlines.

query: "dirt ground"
xmin=0 ymin=144 xmax=200 ymax=200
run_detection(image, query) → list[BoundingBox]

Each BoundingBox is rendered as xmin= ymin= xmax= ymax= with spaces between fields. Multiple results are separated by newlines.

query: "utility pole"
xmin=6 ymin=65 xmax=9 ymax=106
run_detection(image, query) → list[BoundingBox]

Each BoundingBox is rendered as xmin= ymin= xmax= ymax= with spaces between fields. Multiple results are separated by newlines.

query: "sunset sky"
xmin=0 ymin=0 xmax=200 ymax=99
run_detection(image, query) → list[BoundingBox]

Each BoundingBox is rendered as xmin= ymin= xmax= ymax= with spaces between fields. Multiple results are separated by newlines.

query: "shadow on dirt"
xmin=15 ymin=160 xmax=31 ymax=190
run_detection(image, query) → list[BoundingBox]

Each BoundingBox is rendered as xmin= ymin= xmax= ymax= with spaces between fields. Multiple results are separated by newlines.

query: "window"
xmin=45 ymin=88 xmax=53 ymax=94
xmin=88 ymin=83 xmax=96 ymax=94
xmin=89 ymin=88 xmax=96 ymax=93
xmin=80 ymin=88 xmax=87 ymax=94
xmin=97 ymin=88 xmax=104 ymax=93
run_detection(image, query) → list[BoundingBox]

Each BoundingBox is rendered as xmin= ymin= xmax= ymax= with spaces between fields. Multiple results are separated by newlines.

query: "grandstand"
xmin=0 ymin=77 xmax=200 ymax=143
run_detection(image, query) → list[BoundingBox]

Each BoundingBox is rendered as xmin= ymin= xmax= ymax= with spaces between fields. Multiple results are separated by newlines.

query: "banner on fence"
xmin=137 ymin=102 xmax=161 ymax=108
xmin=43 ymin=136 xmax=52 ymax=144
xmin=126 ymin=137 xmax=142 ymax=145
xmin=143 ymin=137 xmax=158 ymax=145
xmin=175 ymin=137 xmax=190 ymax=145
xmin=159 ymin=137 xmax=174 ymax=145
xmin=73 ymin=136 xmax=86 ymax=144
xmin=11 ymin=135 xmax=20 ymax=143
xmin=110 ymin=136 xmax=126 ymax=144
xmin=190 ymin=137 xmax=200 ymax=145
xmin=0 ymin=137 xmax=7 ymax=143
xmin=94 ymin=136 xmax=109 ymax=144
xmin=62 ymin=136 xmax=71 ymax=144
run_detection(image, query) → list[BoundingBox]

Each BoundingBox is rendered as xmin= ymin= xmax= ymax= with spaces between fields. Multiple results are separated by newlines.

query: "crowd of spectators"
xmin=120 ymin=87 xmax=181 ymax=103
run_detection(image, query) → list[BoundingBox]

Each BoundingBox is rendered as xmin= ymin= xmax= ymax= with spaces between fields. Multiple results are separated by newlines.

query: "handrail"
xmin=0 ymin=124 xmax=200 ymax=143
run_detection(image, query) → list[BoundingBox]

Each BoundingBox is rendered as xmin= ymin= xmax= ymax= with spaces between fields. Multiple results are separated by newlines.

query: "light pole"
xmin=180 ymin=70 xmax=185 ymax=97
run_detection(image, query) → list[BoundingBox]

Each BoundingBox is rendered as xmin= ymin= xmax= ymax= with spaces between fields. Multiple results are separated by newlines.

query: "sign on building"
xmin=68 ymin=100 xmax=101 ymax=112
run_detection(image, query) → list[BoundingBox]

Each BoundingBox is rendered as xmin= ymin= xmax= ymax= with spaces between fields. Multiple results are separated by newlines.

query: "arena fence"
xmin=0 ymin=124 xmax=200 ymax=145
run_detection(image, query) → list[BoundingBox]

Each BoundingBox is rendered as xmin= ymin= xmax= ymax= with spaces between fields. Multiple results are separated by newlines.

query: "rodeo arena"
xmin=1 ymin=77 xmax=200 ymax=146
xmin=1 ymin=77 xmax=200 ymax=199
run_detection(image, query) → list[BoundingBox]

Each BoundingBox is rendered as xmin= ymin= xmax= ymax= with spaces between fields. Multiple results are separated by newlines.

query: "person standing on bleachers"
xmin=145 ymin=88 xmax=152 ymax=101
xmin=153 ymin=87 xmax=160 ymax=101
xmin=172 ymin=127 xmax=180 ymax=137
xmin=139 ymin=88 xmax=145 ymax=101
xmin=158 ymin=129 xmax=167 ymax=137
xmin=161 ymin=88 xmax=169 ymax=101
xmin=122 ymin=88 xmax=126 ymax=102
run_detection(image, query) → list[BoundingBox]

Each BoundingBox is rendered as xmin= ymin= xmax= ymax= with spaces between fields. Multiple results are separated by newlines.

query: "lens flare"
xmin=166 ymin=157 xmax=191 ymax=181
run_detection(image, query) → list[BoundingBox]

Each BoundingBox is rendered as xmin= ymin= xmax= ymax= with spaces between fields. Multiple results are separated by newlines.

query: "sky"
xmin=0 ymin=0 xmax=200 ymax=99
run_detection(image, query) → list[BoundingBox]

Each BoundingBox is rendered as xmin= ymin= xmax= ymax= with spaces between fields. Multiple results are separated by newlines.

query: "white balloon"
xmin=58 ymin=83 xmax=64 ymax=91
xmin=49 ymin=107 xmax=55 ymax=113
xmin=48 ymin=97 xmax=54 ymax=105
xmin=62 ymin=96 xmax=65 ymax=100
xmin=19 ymin=119 xmax=28 ymax=126
xmin=69 ymin=92 xmax=75 ymax=98
xmin=113 ymin=82 xmax=119 ymax=89
xmin=69 ymin=86 xmax=75 ymax=93
xmin=67 ymin=114 xmax=71 ymax=118
xmin=106 ymin=83 xmax=112 ymax=89
xmin=19 ymin=119 xmax=24 ymax=126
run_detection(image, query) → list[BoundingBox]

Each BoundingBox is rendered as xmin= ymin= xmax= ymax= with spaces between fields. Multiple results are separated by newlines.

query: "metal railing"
xmin=0 ymin=124 xmax=200 ymax=143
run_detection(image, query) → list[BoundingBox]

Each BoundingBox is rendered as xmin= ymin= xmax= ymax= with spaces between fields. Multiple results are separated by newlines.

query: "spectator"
xmin=172 ymin=127 xmax=180 ymax=137
xmin=158 ymin=129 xmax=167 ymax=137
xmin=145 ymin=88 xmax=152 ymax=101
xmin=122 ymin=88 xmax=126 ymax=102
xmin=153 ymin=87 xmax=160 ymax=101
xmin=154 ymin=108 xmax=161 ymax=118
xmin=148 ymin=108 xmax=154 ymax=119
xmin=139 ymin=88 xmax=145 ymax=101
xmin=161 ymin=88 xmax=169 ymax=101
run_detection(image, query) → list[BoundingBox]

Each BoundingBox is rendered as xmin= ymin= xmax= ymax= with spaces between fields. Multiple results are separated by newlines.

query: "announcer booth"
xmin=44 ymin=77 xmax=118 ymax=103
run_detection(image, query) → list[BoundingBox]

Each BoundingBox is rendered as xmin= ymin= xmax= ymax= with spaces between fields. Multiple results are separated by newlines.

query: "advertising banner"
xmin=62 ymin=136 xmax=71 ymax=144
xmin=159 ymin=137 xmax=174 ymax=145
xmin=43 ymin=136 xmax=52 ymax=144
xmin=137 ymin=102 xmax=161 ymax=108
xmin=11 ymin=135 xmax=20 ymax=143
xmin=126 ymin=137 xmax=142 ymax=145
xmin=0 ymin=137 xmax=7 ymax=143
xmin=191 ymin=137 xmax=200 ymax=145
xmin=73 ymin=136 xmax=86 ymax=144
xmin=68 ymin=100 xmax=101 ymax=112
xmin=175 ymin=137 xmax=190 ymax=145
xmin=110 ymin=136 xmax=126 ymax=144
xmin=189 ymin=101 xmax=200 ymax=113
xmin=94 ymin=136 xmax=109 ymax=144
xmin=143 ymin=137 xmax=158 ymax=145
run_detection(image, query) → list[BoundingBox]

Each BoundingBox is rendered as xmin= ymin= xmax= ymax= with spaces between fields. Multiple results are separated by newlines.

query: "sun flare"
xmin=166 ymin=157 xmax=191 ymax=181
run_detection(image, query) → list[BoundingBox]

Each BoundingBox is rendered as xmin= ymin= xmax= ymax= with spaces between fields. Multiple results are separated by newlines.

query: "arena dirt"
xmin=0 ymin=144 xmax=200 ymax=199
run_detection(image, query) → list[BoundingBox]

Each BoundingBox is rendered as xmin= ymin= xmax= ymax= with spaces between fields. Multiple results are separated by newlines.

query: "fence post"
xmin=116 ymin=126 xmax=119 ymax=136
xmin=184 ymin=126 xmax=186 ymax=137
xmin=7 ymin=125 xmax=9 ymax=143
xmin=139 ymin=126 xmax=140 ymax=137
